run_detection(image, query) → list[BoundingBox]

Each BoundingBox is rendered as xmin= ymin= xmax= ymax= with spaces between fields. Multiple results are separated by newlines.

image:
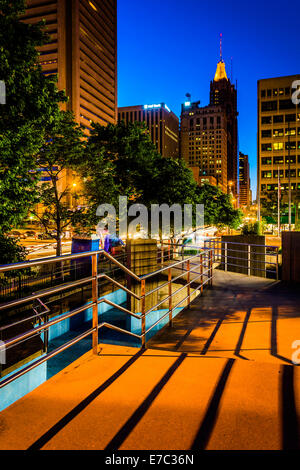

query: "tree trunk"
xmin=56 ymin=235 xmax=62 ymax=257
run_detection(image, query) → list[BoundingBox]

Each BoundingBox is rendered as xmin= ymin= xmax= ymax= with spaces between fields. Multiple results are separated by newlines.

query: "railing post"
xmin=187 ymin=260 xmax=191 ymax=306
xmin=200 ymin=253 xmax=203 ymax=294
xmin=276 ymin=249 xmax=279 ymax=281
xmin=210 ymin=250 xmax=213 ymax=286
xmin=247 ymin=244 xmax=251 ymax=276
xmin=168 ymin=268 xmax=173 ymax=327
xmin=225 ymin=242 xmax=228 ymax=272
xmin=92 ymin=253 xmax=98 ymax=355
xmin=168 ymin=239 xmax=171 ymax=261
xmin=141 ymin=279 xmax=146 ymax=349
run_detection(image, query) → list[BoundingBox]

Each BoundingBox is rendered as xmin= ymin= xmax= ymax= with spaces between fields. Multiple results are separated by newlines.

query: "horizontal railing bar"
xmin=98 ymin=299 xmax=142 ymax=320
xmin=223 ymin=261 xmax=276 ymax=273
xmin=0 ymin=251 xmax=101 ymax=272
xmin=144 ymin=280 xmax=170 ymax=298
xmin=0 ymin=310 xmax=47 ymax=332
xmin=145 ymin=272 xmax=203 ymax=316
xmin=145 ymin=272 xmax=213 ymax=335
xmin=3 ymin=302 xmax=95 ymax=349
xmin=0 ymin=327 xmax=96 ymax=389
xmin=98 ymin=322 xmax=141 ymax=339
xmin=98 ymin=273 xmax=141 ymax=300
xmin=144 ymin=309 xmax=173 ymax=335
xmin=208 ymin=240 xmax=278 ymax=249
xmin=218 ymin=256 xmax=277 ymax=265
xmin=0 ymin=276 xmax=95 ymax=312
xmin=140 ymin=250 xmax=213 ymax=280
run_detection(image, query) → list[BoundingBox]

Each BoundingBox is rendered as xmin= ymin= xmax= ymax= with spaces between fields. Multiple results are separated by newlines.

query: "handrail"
xmin=0 ymin=244 xmax=214 ymax=390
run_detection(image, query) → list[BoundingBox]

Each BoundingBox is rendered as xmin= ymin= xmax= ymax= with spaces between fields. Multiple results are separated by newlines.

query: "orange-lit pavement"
xmin=0 ymin=271 xmax=300 ymax=450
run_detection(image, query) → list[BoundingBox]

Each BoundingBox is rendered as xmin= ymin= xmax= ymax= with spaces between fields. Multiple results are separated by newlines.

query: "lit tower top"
xmin=214 ymin=33 xmax=228 ymax=81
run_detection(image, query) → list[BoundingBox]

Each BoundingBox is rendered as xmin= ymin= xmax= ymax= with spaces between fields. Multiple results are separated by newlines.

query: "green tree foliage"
xmin=32 ymin=111 xmax=84 ymax=256
xmin=242 ymin=221 xmax=265 ymax=236
xmin=0 ymin=0 xmax=66 ymax=234
xmin=80 ymin=122 xmax=242 ymax=233
xmin=260 ymin=191 xmax=278 ymax=224
xmin=0 ymin=233 xmax=27 ymax=265
xmin=196 ymin=183 xmax=243 ymax=229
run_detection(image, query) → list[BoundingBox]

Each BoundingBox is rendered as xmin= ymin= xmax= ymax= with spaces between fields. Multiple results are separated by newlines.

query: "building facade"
xmin=257 ymin=75 xmax=300 ymax=224
xmin=23 ymin=0 xmax=117 ymax=211
xmin=180 ymin=101 xmax=228 ymax=193
xmin=239 ymin=152 xmax=251 ymax=207
xmin=23 ymin=0 xmax=117 ymax=129
xmin=210 ymin=58 xmax=239 ymax=197
xmin=118 ymin=104 xmax=179 ymax=158
xmin=180 ymin=46 xmax=238 ymax=199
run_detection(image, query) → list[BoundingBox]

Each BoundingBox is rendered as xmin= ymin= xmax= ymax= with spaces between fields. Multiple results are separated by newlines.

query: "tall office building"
xmin=239 ymin=152 xmax=251 ymax=207
xmin=257 ymin=75 xmax=300 ymax=223
xmin=180 ymin=38 xmax=238 ymax=199
xmin=118 ymin=103 xmax=179 ymax=158
xmin=210 ymin=38 xmax=238 ymax=197
xmin=180 ymin=101 xmax=228 ymax=193
xmin=23 ymin=0 xmax=117 ymax=130
xmin=23 ymin=0 xmax=117 ymax=210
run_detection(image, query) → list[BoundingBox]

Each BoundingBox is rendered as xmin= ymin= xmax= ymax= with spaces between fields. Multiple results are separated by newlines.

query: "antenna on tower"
xmin=220 ymin=33 xmax=223 ymax=62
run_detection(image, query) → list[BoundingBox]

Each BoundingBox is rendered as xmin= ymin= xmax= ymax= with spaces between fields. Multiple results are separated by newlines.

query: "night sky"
xmin=117 ymin=0 xmax=300 ymax=199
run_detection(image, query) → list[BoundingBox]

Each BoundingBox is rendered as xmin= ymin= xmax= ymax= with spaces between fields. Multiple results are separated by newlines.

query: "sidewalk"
xmin=0 ymin=271 xmax=299 ymax=450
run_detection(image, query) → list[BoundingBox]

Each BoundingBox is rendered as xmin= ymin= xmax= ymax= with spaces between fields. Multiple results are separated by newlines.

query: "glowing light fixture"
xmin=144 ymin=104 xmax=161 ymax=110
xmin=185 ymin=101 xmax=191 ymax=107
xmin=89 ymin=1 xmax=98 ymax=11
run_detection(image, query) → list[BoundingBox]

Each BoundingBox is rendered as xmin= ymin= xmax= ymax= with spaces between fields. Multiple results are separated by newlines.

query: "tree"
xmin=31 ymin=111 xmax=84 ymax=256
xmin=195 ymin=183 xmax=243 ymax=229
xmin=79 ymin=121 xmax=199 ymax=236
xmin=80 ymin=122 xmax=242 ymax=236
xmin=260 ymin=191 xmax=278 ymax=224
xmin=0 ymin=0 xmax=66 ymax=236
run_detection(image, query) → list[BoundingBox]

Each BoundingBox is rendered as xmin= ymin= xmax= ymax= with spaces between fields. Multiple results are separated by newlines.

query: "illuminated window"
xmin=285 ymin=128 xmax=296 ymax=136
xmin=273 ymin=142 xmax=283 ymax=151
xmin=273 ymin=129 xmax=283 ymax=137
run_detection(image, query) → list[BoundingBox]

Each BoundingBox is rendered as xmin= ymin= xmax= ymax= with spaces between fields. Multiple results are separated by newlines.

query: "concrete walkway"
xmin=0 ymin=271 xmax=299 ymax=450
xmin=148 ymin=270 xmax=300 ymax=364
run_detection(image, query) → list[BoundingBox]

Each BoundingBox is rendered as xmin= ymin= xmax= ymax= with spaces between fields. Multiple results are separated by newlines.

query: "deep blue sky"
xmin=117 ymin=0 xmax=300 ymax=199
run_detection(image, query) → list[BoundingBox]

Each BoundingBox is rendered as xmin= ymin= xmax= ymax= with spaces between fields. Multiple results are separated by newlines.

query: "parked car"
xmin=38 ymin=233 xmax=55 ymax=240
xmin=24 ymin=231 xmax=37 ymax=239
xmin=8 ymin=230 xmax=26 ymax=239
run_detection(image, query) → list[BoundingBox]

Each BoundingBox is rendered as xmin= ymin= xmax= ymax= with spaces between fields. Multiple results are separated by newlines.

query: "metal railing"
xmin=0 ymin=246 xmax=214 ymax=389
xmin=203 ymin=238 xmax=280 ymax=280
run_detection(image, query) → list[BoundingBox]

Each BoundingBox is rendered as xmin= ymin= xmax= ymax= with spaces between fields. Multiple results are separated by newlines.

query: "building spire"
xmin=214 ymin=33 xmax=228 ymax=81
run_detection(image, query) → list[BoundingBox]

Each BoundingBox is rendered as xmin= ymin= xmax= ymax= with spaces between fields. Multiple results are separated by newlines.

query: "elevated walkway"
xmin=1 ymin=271 xmax=300 ymax=450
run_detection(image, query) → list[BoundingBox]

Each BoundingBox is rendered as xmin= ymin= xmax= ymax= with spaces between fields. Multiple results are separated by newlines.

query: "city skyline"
xmin=117 ymin=0 xmax=300 ymax=199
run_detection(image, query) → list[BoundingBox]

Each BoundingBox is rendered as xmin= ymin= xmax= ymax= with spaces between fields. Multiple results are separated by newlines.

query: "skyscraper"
xmin=22 ymin=1 xmax=117 ymax=210
xmin=257 ymin=75 xmax=300 ymax=225
xmin=180 ymin=101 xmax=228 ymax=193
xmin=118 ymin=103 xmax=179 ymax=158
xmin=180 ymin=37 xmax=238 ymax=200
xmin=239 ymin=152 xmax=251 ymax=207
xmin=210 ymin=35 xmax=238 ymax=197
xmin=23 ymin=0 xmax=117 ymax=130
